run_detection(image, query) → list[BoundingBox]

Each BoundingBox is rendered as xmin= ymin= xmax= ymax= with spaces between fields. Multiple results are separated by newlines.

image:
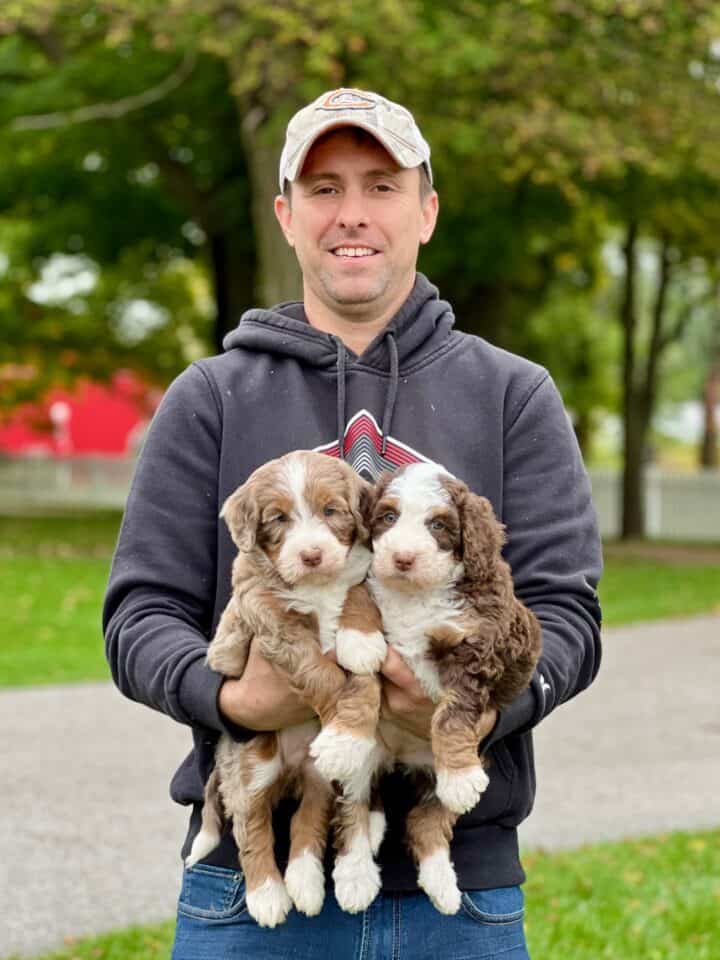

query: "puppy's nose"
xmin=301 ymin=548 xmax=323 ymax=568
xmin=393 ymin=551 xmax=416 ymax=572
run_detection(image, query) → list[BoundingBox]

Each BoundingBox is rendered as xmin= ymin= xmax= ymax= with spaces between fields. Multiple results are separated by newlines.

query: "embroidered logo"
xmin=320 ymin=90 xmax=377 ymax=112
xmin=315 ymin=409 xmax=429 ymax=482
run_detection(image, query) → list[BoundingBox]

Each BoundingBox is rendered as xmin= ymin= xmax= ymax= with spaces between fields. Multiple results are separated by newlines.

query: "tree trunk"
xmin=209 ymin=228 xmax=257 ymax=352
xmin=573 ymin=409 xmax=592 ymax=461
xmin=619 ymin=219 xmax=646 ymax=539
xmin=240 ymin=111 xmax=302 ymax=307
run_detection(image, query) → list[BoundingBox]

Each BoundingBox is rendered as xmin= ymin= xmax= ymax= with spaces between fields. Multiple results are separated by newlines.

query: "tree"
xmin=0 ymin=23 xmax=259 ymax=403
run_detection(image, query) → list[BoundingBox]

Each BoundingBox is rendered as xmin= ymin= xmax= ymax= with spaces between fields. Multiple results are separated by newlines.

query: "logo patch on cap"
xmin=320 ymin=90 xmax=377 ymax=111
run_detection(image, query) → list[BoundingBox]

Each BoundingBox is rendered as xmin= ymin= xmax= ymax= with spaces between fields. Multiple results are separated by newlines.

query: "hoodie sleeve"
xmin=484 ymin=372 xmax=602 ymax=748
xmin=103 ymin=362 xmax=247 ymax=739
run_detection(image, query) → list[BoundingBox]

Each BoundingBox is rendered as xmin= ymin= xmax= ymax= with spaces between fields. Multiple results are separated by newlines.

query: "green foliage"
xmin=2 ymin=0 xmax=720 ymax=446
xmin=0 ymin=23 xmax=252 ymax=404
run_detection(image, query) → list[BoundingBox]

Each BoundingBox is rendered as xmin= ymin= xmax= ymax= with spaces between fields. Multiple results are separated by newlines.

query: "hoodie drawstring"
xmin=381 ymin=332 xmax=399 ymax=456
xmin=335 ymin=339 xmax=347 ymax=460
xmin=334 ymin=331 xmax=400 ymax=461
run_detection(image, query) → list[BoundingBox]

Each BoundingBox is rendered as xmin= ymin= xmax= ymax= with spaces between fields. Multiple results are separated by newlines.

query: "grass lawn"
xmin=12 ymin=827 xmax=719 ymax=960
xmin=1 ymin=514 xmax=719 ymax=687
xmin=0 ymin=512 xmax=122 ymax=687
xmin=600 ymin=547 xmax=720 ymax=626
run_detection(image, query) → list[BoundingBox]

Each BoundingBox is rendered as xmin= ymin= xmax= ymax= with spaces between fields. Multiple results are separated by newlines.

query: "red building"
xmin=0 ymin=372 xmax=162 ymax=458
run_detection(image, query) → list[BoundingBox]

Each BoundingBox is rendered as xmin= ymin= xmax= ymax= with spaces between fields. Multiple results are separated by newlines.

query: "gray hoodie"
xmin=103 ymin=273 xmax=602 ymax=891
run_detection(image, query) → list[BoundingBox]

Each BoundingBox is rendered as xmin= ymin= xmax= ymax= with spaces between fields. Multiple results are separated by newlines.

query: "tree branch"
xmin=10 ymin=50 xmax=196 ymax=131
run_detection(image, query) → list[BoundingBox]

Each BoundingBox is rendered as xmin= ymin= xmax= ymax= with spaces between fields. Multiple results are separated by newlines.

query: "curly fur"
xmin=367 ymin=462 xmax=542 ymax=913
xmin=186 ymin=450 xmax=385 ymax=924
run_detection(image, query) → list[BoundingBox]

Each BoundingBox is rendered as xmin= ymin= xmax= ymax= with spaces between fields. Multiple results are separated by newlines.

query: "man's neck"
xmin=303 ymin=277 xmax=415 ymax=355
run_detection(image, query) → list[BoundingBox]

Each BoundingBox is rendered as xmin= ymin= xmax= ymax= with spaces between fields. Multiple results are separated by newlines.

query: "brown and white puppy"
xmin=366 ymin=461 xmax=542 ymax=914
xmin=185 ymin=450 xmax=385 ymax=926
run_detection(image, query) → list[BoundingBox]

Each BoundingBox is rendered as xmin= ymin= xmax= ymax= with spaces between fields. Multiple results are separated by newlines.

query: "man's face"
xmin=274 ymin=129 xmax=438 ymax=321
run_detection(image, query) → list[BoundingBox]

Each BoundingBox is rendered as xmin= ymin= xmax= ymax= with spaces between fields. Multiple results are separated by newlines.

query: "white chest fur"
xmin=284 ymin=543 xmax=371 ymax=654
xmin=369 ymin=579 xmax=462 ymax=702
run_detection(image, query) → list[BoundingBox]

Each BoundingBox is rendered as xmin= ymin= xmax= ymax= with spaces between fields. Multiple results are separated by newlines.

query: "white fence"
xmin=0 ymin=456 xmax=135 ymax=512
xmin=588 ymin=468 xmax=720 ymax=541
xmin=1 ymin=456 xmax=719 ymax=541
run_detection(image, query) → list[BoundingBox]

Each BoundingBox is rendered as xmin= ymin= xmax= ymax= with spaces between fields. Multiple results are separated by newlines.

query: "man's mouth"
xmin=330 ymin=246 xmax=379 ymax=258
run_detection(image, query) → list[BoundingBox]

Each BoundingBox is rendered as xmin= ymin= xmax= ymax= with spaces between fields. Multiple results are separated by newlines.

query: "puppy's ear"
xmin=446 ymin=480 xmax=505 ymax=582
xmin=346 ymin=474 xmax=373 ymax=543
xmin=220 ymin=484 xmax=259 ymax=552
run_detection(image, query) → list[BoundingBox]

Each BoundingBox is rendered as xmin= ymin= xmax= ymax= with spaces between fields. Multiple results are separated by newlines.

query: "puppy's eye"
xmin=272 ymin=513 xmax=288 ymax=523
xmin=382 ymin=512 xmax=397 ymax=525
xmin=323 ymin=506 xmax=336 ymax=517
xmin=430 ymin=519 xmax=446 ymax=531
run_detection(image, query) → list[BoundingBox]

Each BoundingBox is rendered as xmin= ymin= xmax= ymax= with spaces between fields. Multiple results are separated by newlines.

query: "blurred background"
xmin=1 ymin=4 xmax=719 ymax=960
xmin=1 ymin=0 xmax=720 ymax=538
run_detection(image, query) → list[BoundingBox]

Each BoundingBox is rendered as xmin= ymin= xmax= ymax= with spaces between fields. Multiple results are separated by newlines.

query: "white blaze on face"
xmin=276 ymin=455 xmax=350 ymax=583
xmin=373 ymin=462 xmax=460 ymax=588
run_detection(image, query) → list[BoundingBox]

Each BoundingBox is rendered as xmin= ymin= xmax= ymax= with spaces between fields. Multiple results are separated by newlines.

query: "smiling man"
xmin=104 ymin=89 xmax=602 ymax=960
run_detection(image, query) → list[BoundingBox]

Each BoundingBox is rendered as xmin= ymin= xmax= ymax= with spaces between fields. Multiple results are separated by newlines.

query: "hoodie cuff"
xmin=216 ymin=677 xmax=257 ymax=743
xmin=480 ymin=684 xmax=538 ymax=752
xmin=177 ymin=658 xmax=254 ymax=742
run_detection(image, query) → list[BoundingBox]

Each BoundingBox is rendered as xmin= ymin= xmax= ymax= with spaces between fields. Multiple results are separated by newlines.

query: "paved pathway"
xmin=1 ymin=615 xmax=718 ymax=958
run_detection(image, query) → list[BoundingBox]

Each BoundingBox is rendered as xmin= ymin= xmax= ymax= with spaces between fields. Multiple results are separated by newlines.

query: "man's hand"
xmin=217 ymin=639 xmax=315 ymax=731
xmin=380 ymin=646 xmax=499 ymax=744
xmin=380 ymin=646 xmax=436 ymax=740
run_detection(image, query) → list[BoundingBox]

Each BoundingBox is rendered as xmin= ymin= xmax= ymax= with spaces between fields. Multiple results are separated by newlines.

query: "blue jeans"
xmin=172 ymin=864 xmax=530 ymax=959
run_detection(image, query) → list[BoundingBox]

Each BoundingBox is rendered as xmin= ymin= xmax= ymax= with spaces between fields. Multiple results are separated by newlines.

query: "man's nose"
xmin=336 ymin=189 xmax=369 ymax=230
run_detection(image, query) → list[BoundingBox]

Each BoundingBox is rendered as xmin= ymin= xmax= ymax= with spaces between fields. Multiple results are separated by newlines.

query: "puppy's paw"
xmin=184 ymin=826 xmax=221 ymax=868
xmin=246 ymin=877 xmax=292 ymax=928
xmin=206 ymin=643 xmax=247 ymax=677
xmin=310 ymin=726 xmax=376 ymax=783
xmin=435 ymin=765 xmax=489 ymax=815
xmin=418 ymin=848 xmax=461 ymax=915
xmin=335 ymin=629 xmax=387 ymax=675
xmin=284 ymin=850 xmax=325 ymax=916
xmin=333 ymin=848 xmax=381 ymax=913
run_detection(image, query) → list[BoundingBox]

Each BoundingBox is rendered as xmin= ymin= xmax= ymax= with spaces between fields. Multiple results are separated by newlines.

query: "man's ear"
xmin=274 ymin=193 xmax=295 ymax=247
xmin=220 ymin=485 xmax=259 ymax=552
xmin=419 ymin=190 xmax=439 ymax=245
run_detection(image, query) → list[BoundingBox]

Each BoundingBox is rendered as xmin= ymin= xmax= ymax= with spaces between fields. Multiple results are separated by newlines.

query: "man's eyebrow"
xmin=299 ymin=168 xmax=403 ymax=184
xmin=300 ymin=172 xmax=343 ymax=184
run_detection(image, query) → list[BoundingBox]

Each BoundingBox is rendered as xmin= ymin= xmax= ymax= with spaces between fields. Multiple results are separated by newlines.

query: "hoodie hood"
xmin=222 ymin=273 xmax=456 ymax=460
xmin=221 ymin=273 xmax=455 ymax=371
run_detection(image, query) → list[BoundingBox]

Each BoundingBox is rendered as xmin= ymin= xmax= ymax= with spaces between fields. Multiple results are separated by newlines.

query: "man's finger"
xmin=381 ymin=648 xmax=430 ymax=704
xmin=380 ymin=646 xmax=417 ymax=689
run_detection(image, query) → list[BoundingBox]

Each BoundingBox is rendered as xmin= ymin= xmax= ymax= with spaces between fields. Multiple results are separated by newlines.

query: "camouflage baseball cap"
xmin=278 ymin=88 xmax=433 ymax=191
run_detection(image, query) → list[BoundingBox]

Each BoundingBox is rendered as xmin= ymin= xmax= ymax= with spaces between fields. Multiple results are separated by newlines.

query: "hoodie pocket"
xmin=178 ymin=864 xmax=248 ymax=922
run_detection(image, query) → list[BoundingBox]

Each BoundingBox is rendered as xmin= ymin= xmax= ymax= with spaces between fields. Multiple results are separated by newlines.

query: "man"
xmin=104 ymin=88 xmax=602 ymax=959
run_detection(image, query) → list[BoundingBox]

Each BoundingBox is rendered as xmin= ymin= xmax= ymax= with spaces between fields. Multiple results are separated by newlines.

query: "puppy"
xmin=185 ymin=450 xmax=385 ymax=925
xmin=363 ymin=461 xmax=542 ymax=913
